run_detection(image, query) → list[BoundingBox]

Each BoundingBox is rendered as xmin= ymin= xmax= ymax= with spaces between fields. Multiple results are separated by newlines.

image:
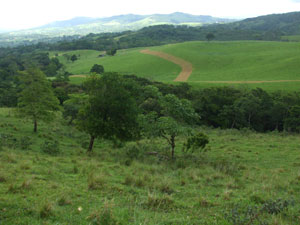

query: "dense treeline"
xmin=0 ymin=47 xmax=66 ymax=107
xmin=44 ymin=24 xmax=284 ymax=52
xmin=122 ymin=76 xmax=300 ymax=132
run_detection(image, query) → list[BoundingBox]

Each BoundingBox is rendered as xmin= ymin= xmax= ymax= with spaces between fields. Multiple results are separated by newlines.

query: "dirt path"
xmin=69 ymin=75 xmax=87 ymax=78
xmin=140 ymin=49 xmax=193 ymax=82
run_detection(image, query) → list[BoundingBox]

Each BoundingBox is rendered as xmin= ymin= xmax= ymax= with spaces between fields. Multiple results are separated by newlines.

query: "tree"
xmin=63 ymin=94 xmax=87 ymax=125
xmin=106 ymin=49 xmax=117 ymax=56
xmin=140 ymin=94 xmax=199 ymax=159
xmin=17 ymin=68 xmax=59 ymax=132
xmin=90 ymin=64 xmax=104 ymax=74
xmin=206 ymin=33 xmax=215 ymax=41
xmin=70 ymin=54 xmax=78 ymax=62
xmin=76 ymin=73 xmax=140 ymax=152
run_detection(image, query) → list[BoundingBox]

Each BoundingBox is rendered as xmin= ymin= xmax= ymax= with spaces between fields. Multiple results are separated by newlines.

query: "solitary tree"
xmin=76 ymin=73 xmax=140 ymax=152
xmin=140 ymin=93 xmax=199 ymax=159
xmin=70 ymin=54 xmax=78 ymax=62
xmin=17 ymin=68 xmax=59 ymax=132
xmin=90 ymin=64 xmax=104 ymax=74
xmin=206 ymin=33 xmax=215 ymax=42
xmin=106 ymin=49 xmax=117 ymax=56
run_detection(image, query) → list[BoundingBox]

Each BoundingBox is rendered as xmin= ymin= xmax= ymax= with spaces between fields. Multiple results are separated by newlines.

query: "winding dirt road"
xmin=140 ymin=49 xmax=193 ymax=82
xmin=140 ymin=49 xmax=300 ymax=84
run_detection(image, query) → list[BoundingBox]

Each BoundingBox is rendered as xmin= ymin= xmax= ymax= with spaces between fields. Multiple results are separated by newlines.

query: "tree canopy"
xmin=76 ymin=73 xmax=140 ymax=152
xmin=17 ymin=68 xmax=60 ymax=132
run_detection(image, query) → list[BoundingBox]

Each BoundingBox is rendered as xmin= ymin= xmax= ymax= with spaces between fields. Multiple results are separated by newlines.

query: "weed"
xmin=41 ymin=140 xmax=60 ymax=155
xmin=144 ymin=193 xmax=174 ymax=210
xmin=0 ymin=173 xmax=6 ymax=183
xmin=57 ymin=196 xmax=72 ymax=206
xmin=20 ymin=179 xmax=32 ymax=190
xmin=88 ymin=172 xmax=106 ymax=190
xmin=40 ymin=202 xmax=54 ymax=218
xmin=87 ymin=200 xmax=118 ymax=225
xmin=18 ymin=136 xmax=33 ymax=150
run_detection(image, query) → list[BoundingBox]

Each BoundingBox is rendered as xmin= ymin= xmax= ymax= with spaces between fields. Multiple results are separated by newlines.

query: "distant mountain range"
xmin=4 ymin=12 xmax=236 ymax=36
xmin=2 ymin=11 xmax=300 ymax=48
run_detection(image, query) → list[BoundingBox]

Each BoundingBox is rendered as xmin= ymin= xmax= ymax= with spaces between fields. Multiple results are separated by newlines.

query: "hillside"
xmin=2 ymin=11 xmax=300 ymax=48
xmin=1 ymin=107 xmax=300 ymax=224
xmin=0 ymin=12 xmax=234 ymax=47
xmin=55 ymin=41 xmax=300 ymax=91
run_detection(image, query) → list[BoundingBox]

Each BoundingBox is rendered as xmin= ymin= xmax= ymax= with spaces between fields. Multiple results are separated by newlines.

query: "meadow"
xmin=52 ymin=41 xmax=300 ymax=91
xmin=1 ymin=107 xmax=300 ymax=224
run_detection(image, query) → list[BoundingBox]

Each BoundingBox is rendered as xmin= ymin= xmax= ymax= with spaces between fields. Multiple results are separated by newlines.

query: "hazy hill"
xmin=228 ymin=11 xmax=300 ymax=34
xmin=2 ymin=12 xmax=234 ymax=36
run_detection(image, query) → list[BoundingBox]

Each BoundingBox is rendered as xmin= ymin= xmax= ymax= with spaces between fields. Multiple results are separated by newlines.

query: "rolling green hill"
xmin=54 ymin=41 xmax=300 ymax=91
xmin=1 ymin=107 xmax=300 ymax=224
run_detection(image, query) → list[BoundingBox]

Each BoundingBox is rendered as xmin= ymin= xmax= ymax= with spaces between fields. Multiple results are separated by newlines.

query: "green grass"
xmin=52 ymin=41 xmax=300 ymax=91
xmin=281 ymin=35 xmax=300 ymax=41
xmin=1 ymin=108 xmax=300 ymax=224
xmin=53 ymin=48 xmax=181 ymax=82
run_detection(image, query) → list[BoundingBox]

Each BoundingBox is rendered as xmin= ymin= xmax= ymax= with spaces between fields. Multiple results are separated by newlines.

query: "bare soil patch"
xmin=140 ymin=49 xmax=193 ymax=82
xmin=69 ymin=75 xmax=87 ymax=78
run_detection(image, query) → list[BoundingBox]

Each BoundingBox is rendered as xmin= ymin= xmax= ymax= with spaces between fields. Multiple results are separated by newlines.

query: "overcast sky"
xmin=1 ymin=0 xmax=300 ymax=30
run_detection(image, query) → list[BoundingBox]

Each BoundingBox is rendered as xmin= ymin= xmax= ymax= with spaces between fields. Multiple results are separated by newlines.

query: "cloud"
xmin=291 ymin=0 xmax=300 ymax=2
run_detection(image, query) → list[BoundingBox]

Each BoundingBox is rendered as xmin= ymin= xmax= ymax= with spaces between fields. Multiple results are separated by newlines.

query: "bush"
xmin=183 ymin=132 xmax=209 ymax=153
xmin=87 ymin=200 xmax=118 ymax=225
xmin=41 ymin=140 xmax=60 ymax=155
xmin=125 ymin=143 xmax=141 ymax=160
xmin=19 ymin=136 xmax=33 ymax=150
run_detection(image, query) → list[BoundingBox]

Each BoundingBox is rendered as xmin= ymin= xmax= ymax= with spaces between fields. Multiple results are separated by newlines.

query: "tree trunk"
xmin=34 ymin=120 xmax=37 ymax=133
xmin=171 ymin=135 xmax=175 ymax=159
xmin=87 ymin=135 xmax=95 ymax=152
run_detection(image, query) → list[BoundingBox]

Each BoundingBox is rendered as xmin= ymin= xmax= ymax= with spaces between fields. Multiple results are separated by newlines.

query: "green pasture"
xmin=1 ymin=107 xmax=300 ymax=224
xmin=52 ymin=48 xmax=180 ymax=82
xmin=52 ymin=41 xmax=300 ymax=91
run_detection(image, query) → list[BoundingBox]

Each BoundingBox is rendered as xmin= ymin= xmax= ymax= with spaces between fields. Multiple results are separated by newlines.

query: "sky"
xmin=1 ymin=0 xmax=300 ymax=30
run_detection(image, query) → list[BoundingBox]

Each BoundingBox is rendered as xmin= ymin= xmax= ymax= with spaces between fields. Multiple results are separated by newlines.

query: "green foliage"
xmin=63 ymin=94 xmax=87 ymax=125
xmin=106 ymin=48 xmax=117 ymax=56
xmin=206 ymin=33 xmax=215 ymax=41
xmin=87 ymin=201 xmax=118 ymax=225
xmin=17 ymin=68 xmax=60 ymax=132
xmin=90 ymin=64 xmax=104 ymax=74
xmin=284 ymin=105 xmax=300 ymax=132
xmin=76 ymin=73 xmax=140 ymax=151
xmin=224 ymin=199 xmax=294 ymax=225
xmin=183 ymin=132 xmax=209 ymax=153
xmin=41 ymin=140 xmax=60 ymax=155
xmin=70 ymin=54 xmax=78 ymax=62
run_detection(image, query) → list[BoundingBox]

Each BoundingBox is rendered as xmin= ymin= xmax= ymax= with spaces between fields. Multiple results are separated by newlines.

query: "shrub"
xmin=183 ymin=132 xmax=209 ymax=153
xmin=40 ymin=202 xmax=54 ymax=218
xmin=19 ymin=136 xmax=33 ymax=150
xmin=41 ymin=140 xmax=60 ymax=155
xmin=87 ymin=200 xmax=118 ymax=225
xmin=88 ymin=172 xmax=105 ymax=190
xmin=145 ymin=193 xmax=174 ymax=210
xmin=125 ymin=144 xmax=141 ymax=160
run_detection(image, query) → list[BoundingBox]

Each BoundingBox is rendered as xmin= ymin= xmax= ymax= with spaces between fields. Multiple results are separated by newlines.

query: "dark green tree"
xmin=17 ymin=68 xmax=60 ymax=132
xmin=90 ymin=64 xmax=104 ymax=74
xmin=76 ymin=73 xmax=140 ymax=152
xmin=140 ymin=94 xmax=199 ymax=159
xmin=206 ymin=33 xmax=215 ymax=41
xmin=106 ymin=49 xmax=117 ymax=56
xmin=70 ymin=54 xmax=78 ymax=62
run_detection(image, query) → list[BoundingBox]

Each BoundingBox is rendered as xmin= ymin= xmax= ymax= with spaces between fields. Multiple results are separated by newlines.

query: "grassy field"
xmin=1 ymin=108 xmax=300 ymax=224
xmin=52 ymin=41 xmax=300 ymax=91
xmin=52 ymin=48 xmax=181 ymax=82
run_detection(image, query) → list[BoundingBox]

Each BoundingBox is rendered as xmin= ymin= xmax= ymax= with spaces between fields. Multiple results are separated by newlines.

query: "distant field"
xmin=52 ymin=41 xmax=300 ymax=91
